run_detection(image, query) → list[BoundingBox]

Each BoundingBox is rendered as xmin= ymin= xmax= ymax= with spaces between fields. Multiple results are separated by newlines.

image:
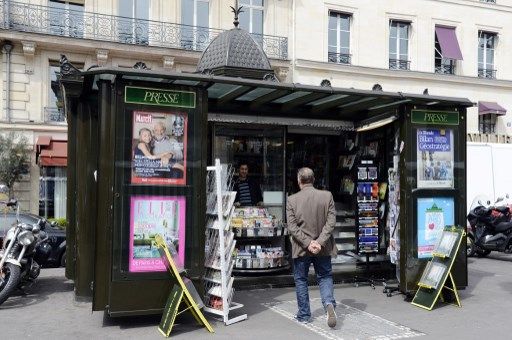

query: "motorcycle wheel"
xmin=467 ymin=235 xmax=477 ymax=257
xmin=0 ymin=263 xmax=21 ymax=305
xmin=477 ymin=250 xmax=492 ymax=257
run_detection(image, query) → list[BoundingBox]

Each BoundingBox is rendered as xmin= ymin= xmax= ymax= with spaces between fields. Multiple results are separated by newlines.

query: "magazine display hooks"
xmin=203 ymin=159 xmax=247 ymax=325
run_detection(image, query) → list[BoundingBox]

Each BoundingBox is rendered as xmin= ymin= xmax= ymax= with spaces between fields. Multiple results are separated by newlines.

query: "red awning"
xmin=478 ymin=101 xmax=507 ymax=116
xmin=36 ymin=135 xmax=52 ymax=147
xmin=39 ymin=141 xmax=67 ymax=167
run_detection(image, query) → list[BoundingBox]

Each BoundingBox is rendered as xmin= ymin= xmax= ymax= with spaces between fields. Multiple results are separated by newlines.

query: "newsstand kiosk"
xmin=61 ymin=54 xmax=472 ymax=315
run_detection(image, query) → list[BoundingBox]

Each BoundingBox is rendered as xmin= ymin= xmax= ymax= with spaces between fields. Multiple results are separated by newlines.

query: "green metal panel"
xmin=74 ymin=103 xmax=99 ymax=297
xmin=61 ymin=77 xmax=85 ymax=281
xmin=399 ymin=106 xmax=468 ymax=295
xmin=92 ymin=80 xmax=115 ymax=310
xmin=107 ymin=79 xmax=207 ymax=315
xmin=65 ymin=100 xmax=77 ymax=280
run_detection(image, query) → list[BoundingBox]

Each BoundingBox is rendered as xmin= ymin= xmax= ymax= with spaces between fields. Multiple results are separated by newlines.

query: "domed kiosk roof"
xmin=196 ymin=27 xmax=274 ymax=80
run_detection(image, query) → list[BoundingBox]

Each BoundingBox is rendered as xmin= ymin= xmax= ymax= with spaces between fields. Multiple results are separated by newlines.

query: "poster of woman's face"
xmin=131 ymin=110 xmax=188 ymax=185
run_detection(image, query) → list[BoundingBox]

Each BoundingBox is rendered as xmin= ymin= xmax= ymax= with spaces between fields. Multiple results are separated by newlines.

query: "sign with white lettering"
xmin=411 ymin=110 xmax=459 ymax=126
xmin=125 ymin=86 xmax=196 ymax=108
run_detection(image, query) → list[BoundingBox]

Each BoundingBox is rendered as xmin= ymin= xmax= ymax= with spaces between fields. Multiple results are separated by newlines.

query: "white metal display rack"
xmin=203 ymin=159 xmax=247 ymax=325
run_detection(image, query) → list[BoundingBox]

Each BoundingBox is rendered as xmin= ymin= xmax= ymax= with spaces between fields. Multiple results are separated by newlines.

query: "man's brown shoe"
xmin=326 ymin=304 xmax=337 ymax=328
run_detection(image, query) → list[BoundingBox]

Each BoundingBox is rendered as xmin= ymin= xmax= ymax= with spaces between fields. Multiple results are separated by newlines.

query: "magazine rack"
xmin=203 ymin=159 xmax=247 ymax=325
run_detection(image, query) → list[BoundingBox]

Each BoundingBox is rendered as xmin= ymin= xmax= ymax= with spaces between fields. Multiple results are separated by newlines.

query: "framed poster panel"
xmin=129 ymin=195 xmax=186 ymax=272
xmin=416 ymin=128 xmax=454 ymax=189
xmin=417 ymin=196 xmax=455 ymax=259
xmin=131 ymin=110 xmax=188 ymax=185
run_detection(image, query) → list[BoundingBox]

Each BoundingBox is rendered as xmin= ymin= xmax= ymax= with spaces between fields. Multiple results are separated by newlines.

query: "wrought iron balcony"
xmin=44 ymin=107 xmax=66 ymax=124
xmin=435 ymin=64 xmax=455 ymax=75
xmin=389 ymin=59 xmax=410 ymax=70
xmin=328 ymin=52 xmax=351 ymax=65
xmin=0 ymin=0 xmax=288 ymax=60
xmin=478 ymin=68 xmax=497 ymax=79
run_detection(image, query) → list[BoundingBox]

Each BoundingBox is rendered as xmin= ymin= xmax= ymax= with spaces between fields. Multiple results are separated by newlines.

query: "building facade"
xmin=291 ymin=0 xmax=512 ymax=135
xmin=0 ymin=0 xmax=290 ymax=214
xmin=1 ymin=0 xmax=511 ymax=215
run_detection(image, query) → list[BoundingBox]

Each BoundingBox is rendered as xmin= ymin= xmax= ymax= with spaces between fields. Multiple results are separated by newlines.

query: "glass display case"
xmin=213 ymin=124 xmax=288 ymax=274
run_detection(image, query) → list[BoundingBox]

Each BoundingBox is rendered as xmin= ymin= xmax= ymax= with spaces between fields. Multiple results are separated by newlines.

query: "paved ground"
xmin=1 ymin=253 xmax=511 ymax=339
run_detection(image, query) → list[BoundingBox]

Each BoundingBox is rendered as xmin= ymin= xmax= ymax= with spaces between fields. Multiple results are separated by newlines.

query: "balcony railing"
xmin=389 ymin=59 xmax=410 ymax=70
xmin=0 ymin=0 xmax=288 ymax=60
xmin=435 ymin=64 xmax=455 ymax=75
xmin=478 ymin=68 xmax=497 ymax=79
xmin=328 ymin=52 xmax=351 ymax=65
xmin=44 ymin=107 xmax=66 ymax=124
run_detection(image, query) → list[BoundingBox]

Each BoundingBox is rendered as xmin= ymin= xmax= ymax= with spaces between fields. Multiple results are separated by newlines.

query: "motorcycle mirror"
xmin=32 ymin=224 xmax=40 ymax=233
xmin=37 ymin=219 xmax=46 ymax=231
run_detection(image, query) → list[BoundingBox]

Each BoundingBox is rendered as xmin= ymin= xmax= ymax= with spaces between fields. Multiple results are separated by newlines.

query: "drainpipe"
xmin=291 ymin=0 xmax=296 ymax=82
xmin=2 ymin=40 xmax=13 ymax=123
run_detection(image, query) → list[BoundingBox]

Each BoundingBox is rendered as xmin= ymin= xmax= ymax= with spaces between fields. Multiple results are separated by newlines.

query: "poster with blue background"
xmin=417 ymin=197 xmax=455 ymax=258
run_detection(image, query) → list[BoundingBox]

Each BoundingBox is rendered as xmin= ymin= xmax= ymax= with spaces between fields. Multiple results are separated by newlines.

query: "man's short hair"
xmin=239 ymin=162 xmax=249 ymax=169
xmin=297 ymin=167 xmax=315 ymax=184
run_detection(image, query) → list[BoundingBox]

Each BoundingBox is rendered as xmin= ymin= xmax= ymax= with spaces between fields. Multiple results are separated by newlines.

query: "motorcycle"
xmin=466 ymin=195 xmax=512 ymax=257
xmin=0 ymin=199 xmax=49 ymax=305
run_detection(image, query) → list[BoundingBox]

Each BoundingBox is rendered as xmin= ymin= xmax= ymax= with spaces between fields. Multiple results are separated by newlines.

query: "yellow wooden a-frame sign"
xmin=154 ymin=235 xmax=214 ymax=337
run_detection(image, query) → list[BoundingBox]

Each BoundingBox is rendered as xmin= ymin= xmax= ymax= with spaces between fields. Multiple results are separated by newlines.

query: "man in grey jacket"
xmin=286 ymin=167 xmax=337 ymax=327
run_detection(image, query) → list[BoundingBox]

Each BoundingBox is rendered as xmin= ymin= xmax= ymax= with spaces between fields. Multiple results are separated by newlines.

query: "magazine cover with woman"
xmin=131 ymin=110 xmax=188 ymax=185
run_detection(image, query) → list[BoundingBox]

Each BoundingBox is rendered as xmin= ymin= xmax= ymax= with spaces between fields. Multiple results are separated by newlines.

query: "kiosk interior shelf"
xmin=230 ymin=206 xmax=289 ymax=273
xmin=332 ymin=205 xmax=357 ymax=264
xmin=356 ymin=160 xmax=380 ymax=254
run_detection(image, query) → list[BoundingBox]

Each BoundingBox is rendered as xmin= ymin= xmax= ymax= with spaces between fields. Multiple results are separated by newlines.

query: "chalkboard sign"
xmin=411 ymin=226 xmax=464 ymax=311
xmin=155 ymin=235 xmax=214 ymax=337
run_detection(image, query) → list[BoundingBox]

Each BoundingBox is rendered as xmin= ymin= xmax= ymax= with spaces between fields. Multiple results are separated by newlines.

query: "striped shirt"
xmin=238 ymin=180 xmax=253 ymax=206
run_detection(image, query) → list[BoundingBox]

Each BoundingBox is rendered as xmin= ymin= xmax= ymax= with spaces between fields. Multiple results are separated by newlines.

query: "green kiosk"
xmin=60 ymin=18 xmax=473 ymax=317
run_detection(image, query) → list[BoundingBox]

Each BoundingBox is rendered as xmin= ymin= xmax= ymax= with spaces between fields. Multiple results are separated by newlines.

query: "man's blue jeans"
xmin=293 ymin=256 xmax=336 ymax=322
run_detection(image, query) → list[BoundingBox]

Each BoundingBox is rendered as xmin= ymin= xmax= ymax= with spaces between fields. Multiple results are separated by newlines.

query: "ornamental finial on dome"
xmin=230 ymin=0 xmax=243 ymax=28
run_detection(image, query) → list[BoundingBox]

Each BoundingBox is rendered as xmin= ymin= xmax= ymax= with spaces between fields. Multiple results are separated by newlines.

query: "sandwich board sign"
xmin=154 ymin=234 xmax=214 ymax=337
xmin=412 ymin=226 xmax=464 ymax=311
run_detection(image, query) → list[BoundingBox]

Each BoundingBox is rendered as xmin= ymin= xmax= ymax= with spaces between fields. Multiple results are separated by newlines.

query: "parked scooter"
xmin=0 ymin=199 xmax=49 ymax=305
xmin=466 ymin=195 xmax=512 ymax=257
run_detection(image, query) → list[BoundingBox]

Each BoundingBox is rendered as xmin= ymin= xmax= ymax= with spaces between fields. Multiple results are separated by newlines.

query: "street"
xmin=1 ymin=253 xmax=511 ymax=340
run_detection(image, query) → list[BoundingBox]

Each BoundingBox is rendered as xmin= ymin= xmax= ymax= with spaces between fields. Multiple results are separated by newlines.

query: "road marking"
xmin=263 ymin=298 xmax=425 ymax=340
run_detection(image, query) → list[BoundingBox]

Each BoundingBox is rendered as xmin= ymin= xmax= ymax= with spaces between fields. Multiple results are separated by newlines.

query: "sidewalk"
xmin=1 ymin=253 xmax=511 ymax=339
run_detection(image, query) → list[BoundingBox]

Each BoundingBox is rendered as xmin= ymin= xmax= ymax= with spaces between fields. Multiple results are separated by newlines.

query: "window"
xmin=47 ymin=61 xmax=83 ymax=123
xmin=435 ymin=37 xmax=456 ymax=74
xmin=181 ymin=0 xmax=210 ymax=50
xmin=478 ymin=31 xmax=496 ymax=78
xmin=328 ymin=12 xmax=351 ymax=65
xmin=479 ymin=114 xmax=497 ymax=134
xmin=40 ymin=166 xmax=67 ymax=219
xmin=118 ymin=0 xmax=150 ymax=44
xmin=480 ymin=0 xmax=496 ymax=3
xmin=389 ymin=21 xmax=410 ymax=70
xmin=49 ymin=0 xmax=84 ymax=38
xmin=239 ymin=0 xmax=264 ymax=44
